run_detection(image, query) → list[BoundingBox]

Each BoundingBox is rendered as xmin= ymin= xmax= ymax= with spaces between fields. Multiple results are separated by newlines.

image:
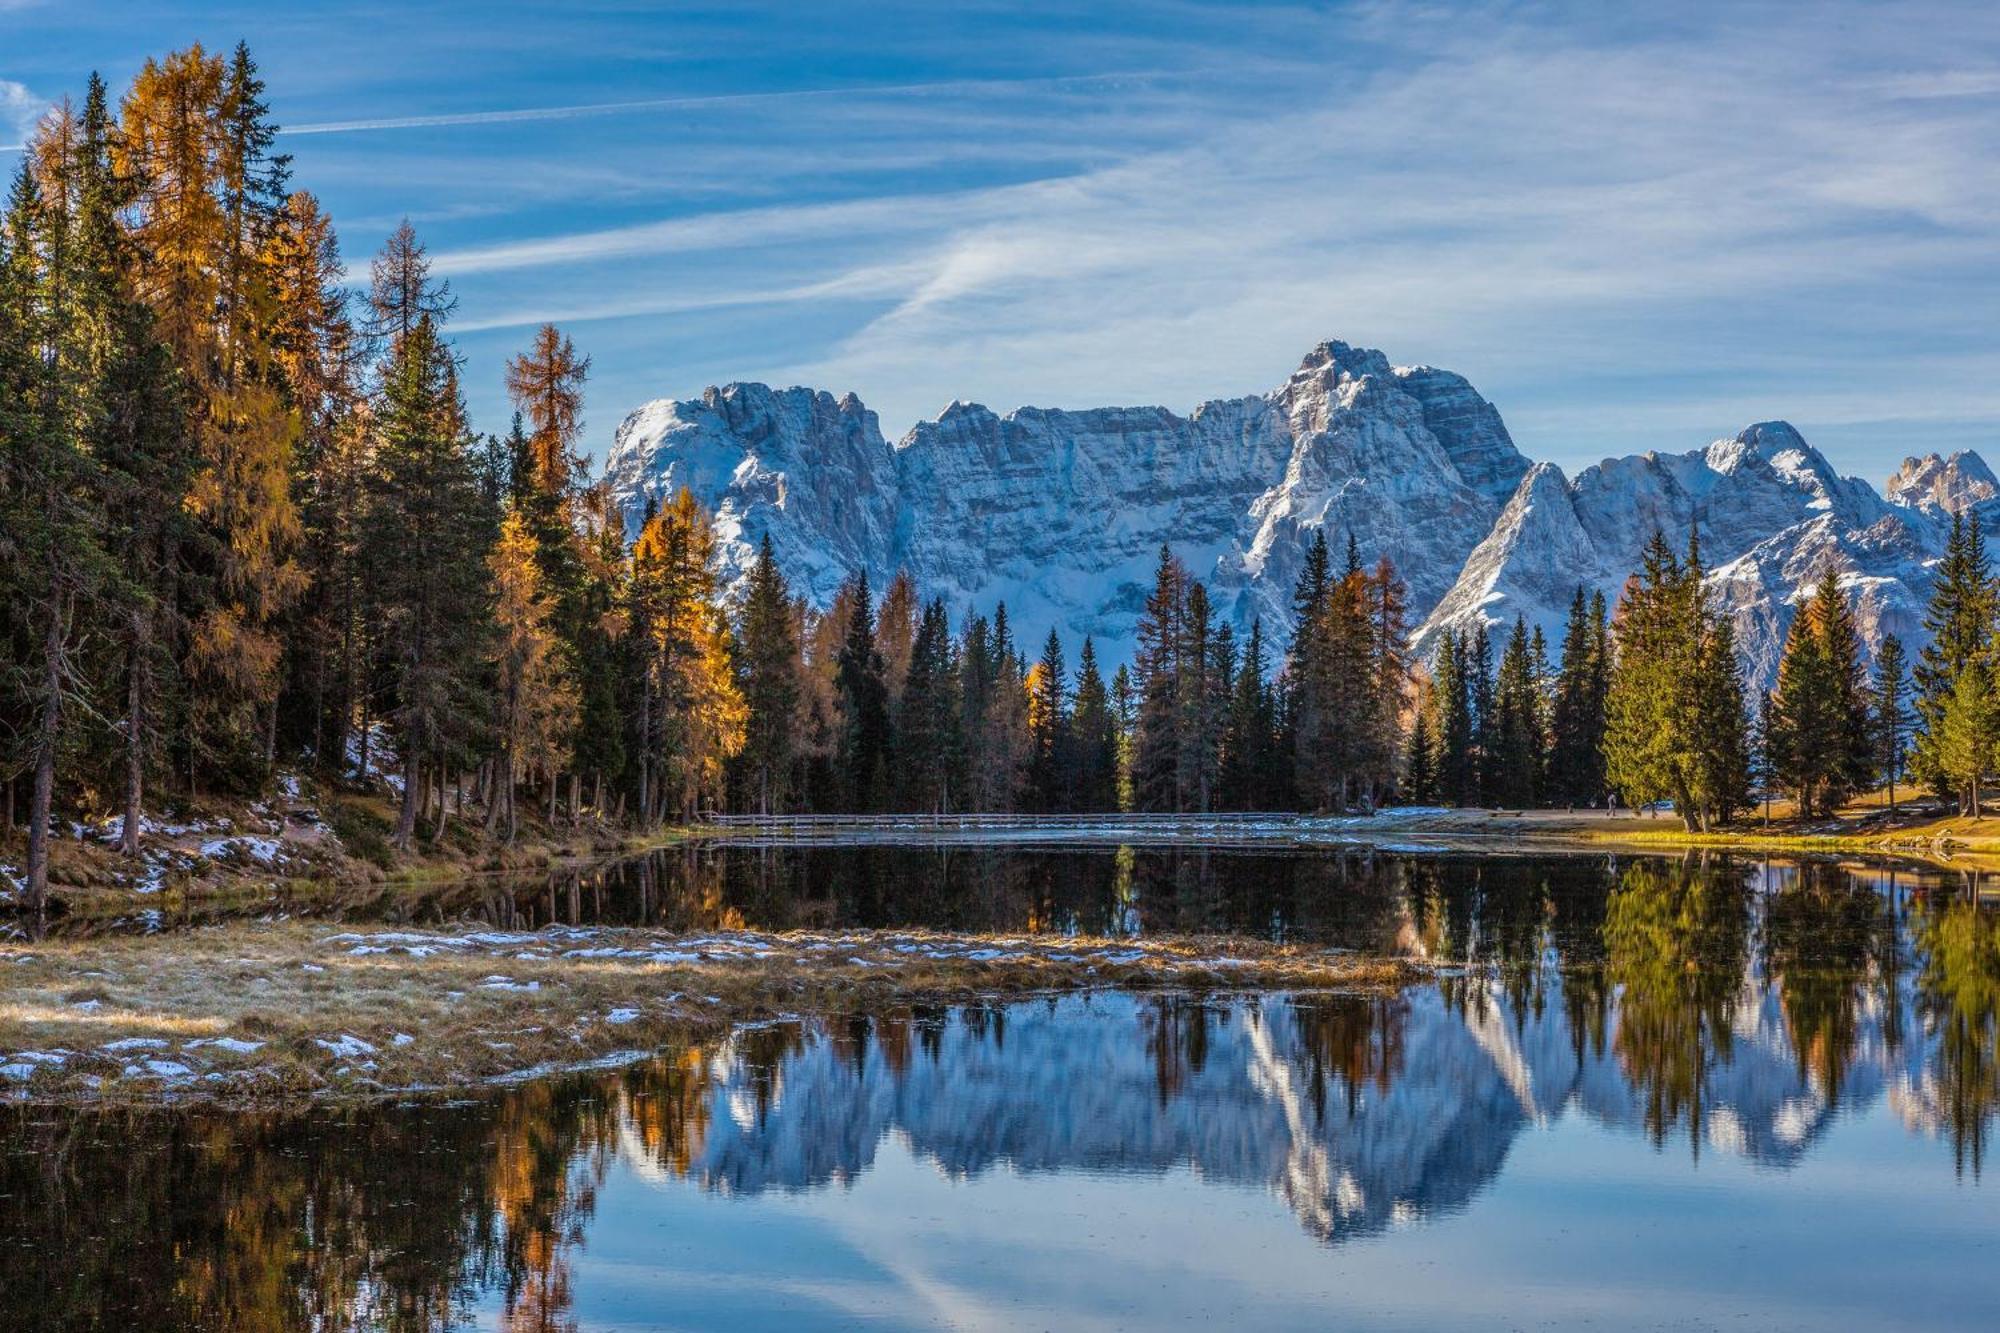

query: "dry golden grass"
xmin=0 ymin=920 xmax=1413 ymax=1105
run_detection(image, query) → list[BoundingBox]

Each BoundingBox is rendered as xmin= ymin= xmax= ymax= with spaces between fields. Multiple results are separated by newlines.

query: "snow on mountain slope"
xmin=1414 ymin=424 xmax=1948 ymax=687
xmin=1886 ymin=450 xmax=1998 ymax=514
xmin=605 ymin=342 xmax=1983 ymax=685
xmin=604 ymin=341 xmax=1530 ymax=661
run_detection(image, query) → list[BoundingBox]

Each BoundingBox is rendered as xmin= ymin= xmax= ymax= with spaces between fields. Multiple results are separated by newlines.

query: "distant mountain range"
xmin=604 ymin=340 xmax=1990 ymax=685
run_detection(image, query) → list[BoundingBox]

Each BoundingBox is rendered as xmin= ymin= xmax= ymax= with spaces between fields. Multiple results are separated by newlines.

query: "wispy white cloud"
xmin=430 ymin=186 xmax=1050 ymax=275
xmin=449 ymin=255 xmax=937 ymax=333
xmin=730 ymin=4 xmax=2000 ymax=462
xmin=0 ymin=79 xmax=47 ymax=151
xmin=1868 ymin=66 xmax=2000 ymax=99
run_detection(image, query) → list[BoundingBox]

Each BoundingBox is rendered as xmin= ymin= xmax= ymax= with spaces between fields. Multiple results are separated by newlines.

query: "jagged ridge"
xmin=605 ymin=340 xmax=1981 ymax=685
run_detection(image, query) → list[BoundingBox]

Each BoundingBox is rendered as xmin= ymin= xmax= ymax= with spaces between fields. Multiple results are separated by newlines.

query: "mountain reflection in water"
xmin=5 ymin=851 xmax=2000 ymax=1330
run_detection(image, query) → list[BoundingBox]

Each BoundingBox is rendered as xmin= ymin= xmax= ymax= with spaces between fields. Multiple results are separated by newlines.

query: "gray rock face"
xmin=605 ymin=342 xmax=1979 ymax=685
xmin=604 ymin=341 xmax=1530 ymax=660
xmin=1886 ymin=450 xmax=1999 ymax=514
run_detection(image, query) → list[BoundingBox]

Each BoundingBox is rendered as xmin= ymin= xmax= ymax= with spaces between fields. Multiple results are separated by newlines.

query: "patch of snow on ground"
xmin=102 ymin=1037 xmax=168 ymax=1052
xmin=604 ymin=1008 xmax=641 ymax=1024
xmin=185 ymin=1037 xmax=266 ymax=1054
xmin=199 ymin=835 xmax=282 ymax=864
xmin=314 ymin=1034 xmax=377 ymax=1059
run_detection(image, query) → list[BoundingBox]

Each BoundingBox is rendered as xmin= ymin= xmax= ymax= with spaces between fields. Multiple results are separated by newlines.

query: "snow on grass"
xmin=199 ymin=835 xmax=283 ymax=865
xmin=0 ymin=917 xmax=1411 ymax=1105
xmin=185 ymin=1037 xmax=266 ymax=1055
xmin=314 ymin=1034 xmax=377 ymax=1059
xmin=125 ymin=1058 xmax=194 ymax=1079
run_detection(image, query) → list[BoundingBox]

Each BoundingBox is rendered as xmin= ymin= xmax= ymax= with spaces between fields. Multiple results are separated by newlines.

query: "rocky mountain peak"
xmin=1292 ymin=339 xmax=1395 ymax=384
xmin=607 ymin=338 xmax=1526 ymax=662
xmin=606 ymin=339 xmax=1949 ymax=688
xmin=1886 ymin=450 xmax=1997 ymax=514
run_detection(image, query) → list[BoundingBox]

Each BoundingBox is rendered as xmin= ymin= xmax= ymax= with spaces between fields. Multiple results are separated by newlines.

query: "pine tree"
xmin=630 ymin=490 xmax=741 ymax=822
xmin=1751 ymin=688 xmax=1775 ymax=824
xmin=1492 ymin=617 xmax=1540 ymax=807
xmin=1220 ymin=619 xmax=1272 ymax=810
xmin=1028 ymin=629 xmax=1071 ymax=811
xmin=833 ymin=571 xmax=890 ymax=811
xmin=1935 ymin=663 xmax=1996 ymax=816
xmin=1404 ymin=698 xmax=1438 ymax=804
xmin=1913 ymin=510 xmax=1994 ymax=797
xmin=1873 ymin=634 xmax=1910 ymax=810
xmin=874 ymin=571 xmax=919 ymax=705
xmin=71 ymin=75 xmax=196 ymax=856
xmin=364 ymin=217 xmax=455 ymax=352
xmin=1110 ymin=662 xmax=1136 ymax=809
xmin=119 ymin=44 xmax=305 ymax=781
xmin=1178 ymin=581 xmax=1223 ymax=813
xmin=362 ymin=316 xmax=491 ymax=847
xmin=1603 ymin=531 xmax=1751 ymax=831
xmin=979 ymin=611 xmax=1032 ymax=812
xmin=1769 ymin=570 xmax=1873 ymax=819
xmin=1548 ymin=587 xmax=1607 ymax=806
xmin=957 ymin=613 xmax=993 ymax=807
xmin=506 ymin=324 xmax=589 ymax=501
xmin=1367 ymin=558 xmax=1413 ymax=809
xmin=1070 ymin=637 xmax=1119 ymax=812
xmin=1 ymin=147 xmax=115 ymax=910
xmin=488 ymin=510 xmax=576 ymax=842
xmin=1435 ymin=629 xmax=1476 ymax=806
xmin=892 ymin=598 xmax=961 ymax=812
xmin=1133 ymin=545 xmax=1186 ymax=811
xmin=1469 ymin=623 xmax=1496 ymax=805
xmin=1286 ymin=530 xmax=1333 ymax=809
xmin=734 ymin=535 xmax=800 ymax=814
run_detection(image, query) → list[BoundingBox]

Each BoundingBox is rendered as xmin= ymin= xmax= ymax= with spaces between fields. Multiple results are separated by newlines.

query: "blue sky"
xmin=5 ymin=1 xmax=1999 ymax=482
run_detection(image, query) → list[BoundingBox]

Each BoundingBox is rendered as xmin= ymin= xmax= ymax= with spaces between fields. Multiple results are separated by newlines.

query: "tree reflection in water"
xmin=3 ymin=850 xmax=1998 ymax=1329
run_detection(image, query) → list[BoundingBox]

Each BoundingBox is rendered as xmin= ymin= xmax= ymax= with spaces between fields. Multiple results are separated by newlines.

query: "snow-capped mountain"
xmin=604 ymin=341 xmax=1528 ymax=658
xmin=1415 ymin=422 xmax=1946 ymax=684
xmin=604 ymin=339 xmax=1983 ymax=684
xmin=1885 ymin=450 xmax=1998 ymax=515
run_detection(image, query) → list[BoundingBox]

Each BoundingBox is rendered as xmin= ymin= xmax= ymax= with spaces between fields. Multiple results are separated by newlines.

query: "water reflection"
xmin=6 ymin=853 xmax=2000 ymax=1329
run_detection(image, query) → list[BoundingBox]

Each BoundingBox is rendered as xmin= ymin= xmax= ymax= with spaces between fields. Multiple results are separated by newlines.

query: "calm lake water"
xmin=6 ymin=845 xmax=2000 ymax=1330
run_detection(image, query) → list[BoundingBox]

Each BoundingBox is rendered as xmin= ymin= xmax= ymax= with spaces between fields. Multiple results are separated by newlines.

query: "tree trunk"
xmin=120 ymin=632 xmax=146 ymax=859
xmin=356 ymin=689 xmax=372 ymax=782
xmin=394 ymin=756 xmax=421 ymax=850
xmin=25 ymin=603 xmax=64 ymax=916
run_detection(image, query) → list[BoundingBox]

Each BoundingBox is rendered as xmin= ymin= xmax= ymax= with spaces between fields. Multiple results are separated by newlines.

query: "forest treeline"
xmin=0 ymin=44 xmax=1983 ymax=912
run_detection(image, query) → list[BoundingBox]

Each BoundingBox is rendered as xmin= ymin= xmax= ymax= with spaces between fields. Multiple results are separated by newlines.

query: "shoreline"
xmin=14 ymin=804 xmax=1997 ymax=929
xmin=0 ymin=919 xmax=1413 ymax=1108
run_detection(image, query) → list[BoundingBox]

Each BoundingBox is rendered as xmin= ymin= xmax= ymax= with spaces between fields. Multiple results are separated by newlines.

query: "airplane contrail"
xmin=282 ymin=69 xmax=1185 ymax=137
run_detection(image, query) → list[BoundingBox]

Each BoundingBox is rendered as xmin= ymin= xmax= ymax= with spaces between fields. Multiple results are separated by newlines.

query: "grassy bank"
xmin=1 ymin=772 xmax=704 ymax=922
xmin=0 ymin=919 xmax=1412 ymax=1104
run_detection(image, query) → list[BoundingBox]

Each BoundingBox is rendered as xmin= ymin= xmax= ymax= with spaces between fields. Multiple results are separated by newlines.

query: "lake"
xmin=5 ymin=845 xmax=1998 ymax=1329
